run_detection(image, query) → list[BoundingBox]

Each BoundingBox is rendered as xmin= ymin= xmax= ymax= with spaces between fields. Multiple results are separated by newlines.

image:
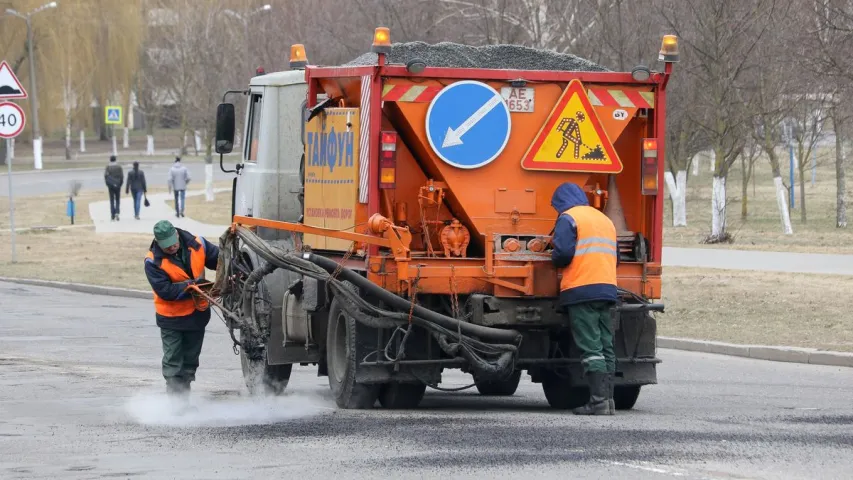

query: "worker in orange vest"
xmin=144 ymin=220 xmax=219 ymax=398
xmin=550 ymin=182 xmax=618 ymax=415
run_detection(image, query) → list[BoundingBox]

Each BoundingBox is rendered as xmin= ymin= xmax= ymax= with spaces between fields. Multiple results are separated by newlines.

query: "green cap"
xmin=153 ymin=220 xmax=179 ymax=249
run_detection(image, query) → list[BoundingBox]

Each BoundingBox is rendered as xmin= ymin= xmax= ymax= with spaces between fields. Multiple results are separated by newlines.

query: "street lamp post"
xmin=5 ymin=1 xmax=58 ymax=170
xmin=223 ymin=4 xmax=271 ymax=77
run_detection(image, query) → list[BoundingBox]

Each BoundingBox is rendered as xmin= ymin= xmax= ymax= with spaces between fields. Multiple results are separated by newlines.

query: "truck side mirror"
xmin=215 ymin=103 xmax=236 ymax=154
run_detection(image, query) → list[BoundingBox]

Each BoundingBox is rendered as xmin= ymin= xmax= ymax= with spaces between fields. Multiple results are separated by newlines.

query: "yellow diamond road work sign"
xmin=521 ymin=79 xmax=623 ymax=173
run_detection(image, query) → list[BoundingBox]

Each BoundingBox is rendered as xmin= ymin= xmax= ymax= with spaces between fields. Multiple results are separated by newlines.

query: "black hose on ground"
xmin=303 ymin=252 xmax=522 ymax=345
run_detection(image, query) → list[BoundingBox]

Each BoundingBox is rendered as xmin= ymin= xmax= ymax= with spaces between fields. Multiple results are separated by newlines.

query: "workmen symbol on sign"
xmin=555 ymin=111 xmax=586 ymax=159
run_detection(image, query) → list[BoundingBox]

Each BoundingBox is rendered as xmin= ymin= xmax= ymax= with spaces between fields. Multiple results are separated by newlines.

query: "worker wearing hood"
xmin=550 ymin=182 xmax=618 ymax=415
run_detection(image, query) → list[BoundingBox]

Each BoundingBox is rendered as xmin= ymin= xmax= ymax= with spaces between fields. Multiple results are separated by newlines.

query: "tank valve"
xmin=440 ymin=219 xmax=470 ymax=257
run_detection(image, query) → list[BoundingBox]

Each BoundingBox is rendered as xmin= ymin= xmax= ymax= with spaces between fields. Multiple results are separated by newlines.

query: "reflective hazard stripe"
xmin=576 ymin=237 xmax=617 ymax=248
xmin=582 ymin=355 xmax=605 ymax=363
xmin=382 ymin=84 xmax=441 ymax=103
xmin=588 ymin=88 xmax=655 ymax=108
xmin=575 ymin=246 xmax=618 ymax=256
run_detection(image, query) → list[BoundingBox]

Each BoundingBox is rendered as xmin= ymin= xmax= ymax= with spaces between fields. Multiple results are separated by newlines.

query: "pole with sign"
xmin=0 ymin=100 xmax=26 ymax=263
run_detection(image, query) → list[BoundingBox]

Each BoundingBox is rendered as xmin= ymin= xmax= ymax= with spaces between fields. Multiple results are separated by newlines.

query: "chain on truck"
xmin=200 ymin=29 xmax=677 ymax=410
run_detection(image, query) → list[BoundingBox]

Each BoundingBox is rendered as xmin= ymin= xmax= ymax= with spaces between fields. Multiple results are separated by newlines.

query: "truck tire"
xmin=240 ymin=347 xmax=292 ymax=396
xmin=326 ymin=297 xmax=379 ymax=409
xmin=474 ymin=370 xmax=521 ymax=396
xmin=541 ymin=371 xmax=588 ymax=409
xmin=614 ymin=385 xmax=641 ymax=410
xmin=378 ymin=382 xmax=426 ymax=409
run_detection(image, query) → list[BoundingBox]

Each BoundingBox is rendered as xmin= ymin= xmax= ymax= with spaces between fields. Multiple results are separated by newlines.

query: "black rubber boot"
xmin=572 ymin=372 xmax=613 ymax=415
xmin=607 ymin=374 xmax=616 ymax=414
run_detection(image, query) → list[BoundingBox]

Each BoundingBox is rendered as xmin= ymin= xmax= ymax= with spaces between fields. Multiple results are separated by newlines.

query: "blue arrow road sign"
xmin=426 ymin=80 xmax=511 ymax=169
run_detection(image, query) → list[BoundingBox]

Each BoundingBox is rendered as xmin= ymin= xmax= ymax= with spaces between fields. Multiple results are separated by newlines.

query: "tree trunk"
xmin=766 ymin=148 xmax=793 ymax=234
xmin=194 ymin=130 xmax=202 ymax=155
xmin=123 ymin=127 xmax=129 ymax=149
xmin=205 ymin=131 xmax=214 ymax=202
xmin=664 ymin=170 xmax=688 ymax=227
xmin=79 ymin=130 xmax=86 ymax=153
xmin=692 ymin=153 xmax=700 ymax=176
xmin=711 ymin=175 xmax=727 ymax=239
xmin=741 ymin=155 xmax=748 ymax=219
xmin=65 ymin=123 xmax=72 ymax=160
xmin=798 ymin=153 xmax=807 ymax=223
xmin=837 ymin=132 xmax=847 ymax=228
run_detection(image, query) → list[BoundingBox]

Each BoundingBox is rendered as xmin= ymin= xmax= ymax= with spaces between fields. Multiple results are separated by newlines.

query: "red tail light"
xmin=380 ymin=131 xmax=397 ymax=189
xmin=642 ymin=137 xmax=658 ymax=195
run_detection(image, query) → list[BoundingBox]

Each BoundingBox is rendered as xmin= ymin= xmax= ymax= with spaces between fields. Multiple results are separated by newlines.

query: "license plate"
xmin=501 ymin=87 xmax=534 ymax=112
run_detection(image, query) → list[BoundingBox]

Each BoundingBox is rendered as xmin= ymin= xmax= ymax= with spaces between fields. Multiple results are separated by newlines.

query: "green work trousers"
xmin=160 ymin=328 xmax=205 ymax=383
xmin=568 ymin=301 xmax=615 ymax=375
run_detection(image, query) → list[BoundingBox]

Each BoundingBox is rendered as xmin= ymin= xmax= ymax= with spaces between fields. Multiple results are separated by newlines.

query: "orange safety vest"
xmin=145 ymin=236 xmax=209 ymax=317
xmin=559 ymin=206 xmax=618 ymax=293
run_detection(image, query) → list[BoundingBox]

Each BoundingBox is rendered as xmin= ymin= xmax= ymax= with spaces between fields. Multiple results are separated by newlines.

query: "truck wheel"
xmin=474 ymin=370 xmax=521 ymax=396
xmin=378 ymin=382 xmax=426 ymax=409
xmin=326 ymin=297 xmax=379 ymax=409
xmin=240 ymin=347 xmax=292 ymax=396
xmin=614 ymin=385 xmax=641 ymax=410
xmin=541 ymin=371 xmax=588 ymax=409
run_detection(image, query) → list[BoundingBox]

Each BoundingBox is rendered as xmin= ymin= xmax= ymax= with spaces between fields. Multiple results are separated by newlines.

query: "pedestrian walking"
xmin=550 ymin=182 xmax=619 ymax=416
xmin=126 ymin=162 xmax=147 ymax=220
xmin=144 ymin=220 xmax=219 ymax=401
xmin=104 ymin=155 xmax=123 ymax=221
xmin=168 ymin=156 xmax=190 ymax=218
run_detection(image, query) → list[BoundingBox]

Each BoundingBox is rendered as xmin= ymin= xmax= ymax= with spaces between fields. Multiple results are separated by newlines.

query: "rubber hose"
xmin=303 ymin=253 xmax=521 ymax=344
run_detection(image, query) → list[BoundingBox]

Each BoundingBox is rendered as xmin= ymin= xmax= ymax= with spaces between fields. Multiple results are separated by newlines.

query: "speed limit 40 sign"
xmin=0 ymin=102 xmax=25 ymax=139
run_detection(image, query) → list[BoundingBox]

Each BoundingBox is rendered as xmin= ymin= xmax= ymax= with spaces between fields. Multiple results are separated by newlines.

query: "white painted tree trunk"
xmin=65 ymin=125 xmax=71 ymax=149
xmin=111 ymin=136 xmax=118 ymax=156
xmin=123 ymin=128 xmax=129 ymax=149
xmin=664 ymin=170 xmax=688 ymax=226
xmin=711 ymin=176 xmax=726 ymax=238
xmin=183 ymin=132 xmax=189 ymax=153
xmin=205 ymin=163 xmax=214 ymax=202
xmin=709 ymin=150 xmax=716 ymax=172
xmin=146 ymin=135 xmax=155 ymax=156
xmin=692 ymin=154 xmax=700 ymax=176
xmin=774 ymin=176 xmax=794 ymax=234
xmin=194 ymin=131 xmax=202 ymax=154
xmin=33 ymin=138 xmax=43 ymax=170
xmin=79 ymin=130 xmax=86 ymax=153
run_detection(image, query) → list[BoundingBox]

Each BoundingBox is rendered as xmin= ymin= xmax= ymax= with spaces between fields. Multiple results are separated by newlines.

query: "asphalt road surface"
xmin=2 ymin=281 xmax=851 ymax=479
xmin=0 ymin=161 xmax=234 ymax=197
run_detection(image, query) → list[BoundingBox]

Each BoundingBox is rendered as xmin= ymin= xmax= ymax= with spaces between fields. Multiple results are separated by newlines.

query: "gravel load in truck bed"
xmin=343 ymin=41 xmax=609 ymax=72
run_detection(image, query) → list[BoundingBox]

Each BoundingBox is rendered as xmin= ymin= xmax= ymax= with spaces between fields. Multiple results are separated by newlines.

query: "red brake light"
xmin=642 ymin=138 xmax=658 ymax=195
xmin=380 ymin=131 xmax=397 ymax=189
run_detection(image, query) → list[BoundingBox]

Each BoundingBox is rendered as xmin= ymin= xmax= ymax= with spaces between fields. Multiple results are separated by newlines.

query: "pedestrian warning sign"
xmin=105 ymin=106 xmax=122 ymax=125
xmin=521 ymin=79 xmax=622 ymax=173
xmin=0 ymin=61 xmax=27 ymax=100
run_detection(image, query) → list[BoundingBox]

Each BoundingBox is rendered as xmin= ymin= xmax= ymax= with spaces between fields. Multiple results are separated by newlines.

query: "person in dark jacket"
xmin=126 ymin=162 xmax=147 ymax=220
xmin=144 ymin=220 xmax=219 ymax=398
xmin=104 ymin=155 xmax=123 ymax=221
xmin=551 ymin=182 xmax=618 ymax=415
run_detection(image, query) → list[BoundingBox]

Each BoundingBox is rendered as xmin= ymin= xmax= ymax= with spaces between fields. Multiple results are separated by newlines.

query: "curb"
xmin=2 ymin=276 xmax=852 ymax=369
xmin=0 ymin=277 xmax=150 ymax=300
xmin=657 ymin=336 xmax=853 ymax=368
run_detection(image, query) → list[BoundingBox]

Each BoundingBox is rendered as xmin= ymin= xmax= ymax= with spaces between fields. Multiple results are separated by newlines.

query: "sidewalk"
xmin=88 ymin=188 xmax=230 ymax=239
xmin=662 ymin=246 xmax=853 ymax=276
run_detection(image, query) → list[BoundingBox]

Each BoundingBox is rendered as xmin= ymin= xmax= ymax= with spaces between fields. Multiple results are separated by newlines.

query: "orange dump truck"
xmin=211 ymin=29 xmax=676 ymax=410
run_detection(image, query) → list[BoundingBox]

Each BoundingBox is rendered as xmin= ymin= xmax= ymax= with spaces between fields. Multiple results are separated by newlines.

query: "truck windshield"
xmin=244 ymin=93 xmax=263 ymax=162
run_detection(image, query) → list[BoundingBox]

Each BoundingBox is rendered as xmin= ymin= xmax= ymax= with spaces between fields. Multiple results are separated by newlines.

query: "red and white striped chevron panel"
xmin=381 ymin=84 xmax=441 ymax=102
xmin=587 ymin=88 xmax=655 ymax=109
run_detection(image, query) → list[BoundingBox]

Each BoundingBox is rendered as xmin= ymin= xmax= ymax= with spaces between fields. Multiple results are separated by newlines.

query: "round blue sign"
xmin=425 ymin=81 xmax=511 ymax=169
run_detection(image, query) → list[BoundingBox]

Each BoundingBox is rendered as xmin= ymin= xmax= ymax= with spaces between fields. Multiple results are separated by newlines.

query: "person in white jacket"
xmin=168 ymin=157 xmax=191 ymax=218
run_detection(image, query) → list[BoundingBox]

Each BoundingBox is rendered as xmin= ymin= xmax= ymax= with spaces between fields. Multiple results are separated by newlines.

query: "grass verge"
xmin=660 ymin=267 xmax=852 ymax=352
xmin=663 ymin=149 xmax=852 ymax=254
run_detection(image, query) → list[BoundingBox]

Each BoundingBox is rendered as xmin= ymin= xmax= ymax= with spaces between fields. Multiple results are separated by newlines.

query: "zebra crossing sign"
xmin=105 ymin=106 xmax=122 ymax=125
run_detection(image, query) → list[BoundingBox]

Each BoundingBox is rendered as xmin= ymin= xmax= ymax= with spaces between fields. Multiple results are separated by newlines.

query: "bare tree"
xmin=788 ymin=93 xmax=832 ymax=223
xmin=662 ymin=0 xmax=779 ymax=242
xmin=810 ymin=0 xmax=853 ymax=228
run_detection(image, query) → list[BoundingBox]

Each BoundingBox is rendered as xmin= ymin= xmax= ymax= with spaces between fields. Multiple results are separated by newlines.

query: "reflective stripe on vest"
xmin=559 ymin=206 xmax=618 ymax=293
xmin=146 ymin=236 xmax=209 ymax=317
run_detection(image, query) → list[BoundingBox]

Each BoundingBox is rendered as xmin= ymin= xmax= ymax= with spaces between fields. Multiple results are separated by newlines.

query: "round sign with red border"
xmin=0 ymin=101 xmax=25 ymax=139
